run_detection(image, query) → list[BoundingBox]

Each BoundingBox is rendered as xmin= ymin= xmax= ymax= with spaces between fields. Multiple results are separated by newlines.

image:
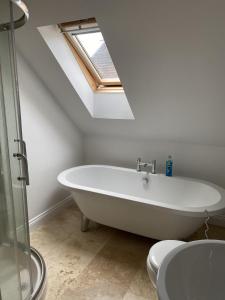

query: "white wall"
xmin=14 ymin=0 xmax=225 ymax=224
xmin=93 ymin=92 xmax=134 ymax=119
xmin=17 ymin=54 xmax=83 ymax=220
xmin=38 ymin=25 xmax=94 ymax=116
xmin=15 ymin=0 xmax=225 ymax=145
xmin=84 ymin=135 xmax=225 ymax=189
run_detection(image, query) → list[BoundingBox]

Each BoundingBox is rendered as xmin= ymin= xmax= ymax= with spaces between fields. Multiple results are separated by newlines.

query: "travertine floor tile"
xmin=62 ymin=279 xmax=126 ymax=300
xmin=60 ymin=230 xmax=153 ymax=299
xmin=30 ymin=202 xmax=224 ymax=300
xmin=123 ymin=292 xmax=150 ymax=300
xmin=127 ymin=265 xmax=158 ymax=299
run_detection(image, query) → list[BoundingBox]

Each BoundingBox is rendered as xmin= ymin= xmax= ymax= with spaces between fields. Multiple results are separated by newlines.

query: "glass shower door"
xmin=0 ymin=1 xmax=32 ymax=299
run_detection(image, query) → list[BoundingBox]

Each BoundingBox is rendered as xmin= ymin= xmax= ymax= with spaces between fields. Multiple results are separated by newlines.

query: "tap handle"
xmin=136 ymin=158 xmax=142 ymax=172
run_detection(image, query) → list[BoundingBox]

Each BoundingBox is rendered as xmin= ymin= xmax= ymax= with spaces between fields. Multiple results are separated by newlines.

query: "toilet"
xmin=147 ymin=240 xmax=186 ymax=287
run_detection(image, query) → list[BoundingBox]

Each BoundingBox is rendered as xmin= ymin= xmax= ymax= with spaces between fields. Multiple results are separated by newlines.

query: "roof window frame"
xmin=59 ymin=18 xmax=123 ymax=93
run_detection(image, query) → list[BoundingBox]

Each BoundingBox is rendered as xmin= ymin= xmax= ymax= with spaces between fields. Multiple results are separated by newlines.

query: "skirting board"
xmin=29 ymin=195 xmax=76 ymax=230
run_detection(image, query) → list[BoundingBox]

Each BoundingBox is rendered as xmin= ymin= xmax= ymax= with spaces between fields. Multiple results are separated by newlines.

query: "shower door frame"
xmin=0 ymin=1 xmax=32 ymax=299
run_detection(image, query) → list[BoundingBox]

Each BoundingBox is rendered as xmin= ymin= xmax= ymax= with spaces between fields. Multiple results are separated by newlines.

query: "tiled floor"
xmin=30 ymin=203 xmax=157 ymax=300
xmin=30 ymin=203 xmax=225 ymax=300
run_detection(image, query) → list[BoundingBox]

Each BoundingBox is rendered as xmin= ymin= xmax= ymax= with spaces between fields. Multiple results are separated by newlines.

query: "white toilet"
xmin=147 ymin=240 xmax=186 ymax=287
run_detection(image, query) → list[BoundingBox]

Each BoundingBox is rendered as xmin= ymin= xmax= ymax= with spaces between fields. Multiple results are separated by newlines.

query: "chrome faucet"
xmin=136 ymin=158 xmax=156 ymax=174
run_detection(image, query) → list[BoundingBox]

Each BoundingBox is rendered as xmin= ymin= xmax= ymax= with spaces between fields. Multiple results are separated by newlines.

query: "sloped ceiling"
xmin=16 ymin=0 xmax=225 ymax=146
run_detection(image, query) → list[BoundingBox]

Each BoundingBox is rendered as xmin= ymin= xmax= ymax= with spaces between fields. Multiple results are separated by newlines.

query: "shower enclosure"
xmin=0 ymin=1 xmax=46 ymax=299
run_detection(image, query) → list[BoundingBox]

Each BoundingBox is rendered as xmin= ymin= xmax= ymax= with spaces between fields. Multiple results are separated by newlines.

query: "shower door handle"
xmin=13 ymin=152 xmax=30 ymax=186
xmin=15 ymin=138 xmax=27 ymax=157
xmin=13 ymin=152 xmax=30 ymax=185
xmin=14 ymin=139 xmax=29 ymax=185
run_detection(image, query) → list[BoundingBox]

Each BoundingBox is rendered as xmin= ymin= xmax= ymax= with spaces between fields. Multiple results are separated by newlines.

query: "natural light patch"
xmin=38 ymin=24 xmax=134 ymax=120
xmin=77 ymin=32 xmax=103 ymax=57
xmin=76 ymin=32 xmax=119 ymax=80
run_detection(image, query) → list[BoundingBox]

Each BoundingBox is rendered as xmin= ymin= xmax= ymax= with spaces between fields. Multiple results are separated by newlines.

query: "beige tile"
xmin=31 ymin=205 xmax=113 ymax=299
xmin=62 ymin=279 xmax=126 ymax=300
xmin=31 ymin=203 xmax=224 ymax=300
xmin=127 ymin=265 xmax=157 ymax=299
xmin=41 ymin=230 xmax=112 ymax=298
xmin=60 ymin=232 xmax=150 ymax=299
xmin=123 ymin=292 xmax=150 ymax=300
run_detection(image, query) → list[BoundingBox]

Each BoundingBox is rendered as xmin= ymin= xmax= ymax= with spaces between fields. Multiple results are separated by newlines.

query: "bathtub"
xmin=57 ymin=165 xmax=225 ymax=240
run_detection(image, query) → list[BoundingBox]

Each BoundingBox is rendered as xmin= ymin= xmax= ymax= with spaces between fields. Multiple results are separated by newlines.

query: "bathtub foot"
xmin=81 ymin=213 xmax=90 ymax=232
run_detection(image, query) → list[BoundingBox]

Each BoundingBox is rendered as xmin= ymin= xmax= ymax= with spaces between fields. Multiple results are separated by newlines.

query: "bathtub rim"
xmin=57 ymin=164 xmax=225 ymax=217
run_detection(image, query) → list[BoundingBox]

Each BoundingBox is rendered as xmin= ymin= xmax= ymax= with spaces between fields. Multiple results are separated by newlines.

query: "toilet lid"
xmin=148 ymin=240 xmax=186 ymax=272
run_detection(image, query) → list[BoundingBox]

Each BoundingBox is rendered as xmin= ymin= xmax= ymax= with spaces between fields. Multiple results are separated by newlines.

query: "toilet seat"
xmin=147 ymin=240 xmax=186 ymax=287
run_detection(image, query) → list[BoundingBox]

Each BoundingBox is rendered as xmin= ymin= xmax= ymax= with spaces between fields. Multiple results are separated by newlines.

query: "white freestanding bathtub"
xmin=57 ymin=165 xmax=225 ymax=240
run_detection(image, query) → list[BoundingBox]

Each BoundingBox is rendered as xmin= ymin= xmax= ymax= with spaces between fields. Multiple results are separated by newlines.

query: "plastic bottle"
xmin=166 ymin=155 xmax=173 ymax=176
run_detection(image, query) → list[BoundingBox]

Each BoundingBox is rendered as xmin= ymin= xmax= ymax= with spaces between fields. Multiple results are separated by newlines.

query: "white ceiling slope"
xmin=16 ymin=0 xmax=225 ymax=146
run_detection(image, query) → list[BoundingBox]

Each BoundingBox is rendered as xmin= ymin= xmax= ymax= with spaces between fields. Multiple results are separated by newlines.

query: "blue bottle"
xmin=166 ymin=155 xmax=173 ymax=176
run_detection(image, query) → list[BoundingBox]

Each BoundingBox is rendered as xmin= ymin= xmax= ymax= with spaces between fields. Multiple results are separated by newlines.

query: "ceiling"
xmin=15 ymin=0 xmax=225 ymax=146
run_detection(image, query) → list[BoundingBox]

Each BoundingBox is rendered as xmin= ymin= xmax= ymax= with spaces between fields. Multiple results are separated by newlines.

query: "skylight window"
xmin=59 ymin=18 xmax=122 ymax=92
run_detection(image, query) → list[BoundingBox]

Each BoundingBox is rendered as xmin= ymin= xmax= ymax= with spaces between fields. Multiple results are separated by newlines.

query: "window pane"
xmin=75 ymin=32 xmax=119 ymax=80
